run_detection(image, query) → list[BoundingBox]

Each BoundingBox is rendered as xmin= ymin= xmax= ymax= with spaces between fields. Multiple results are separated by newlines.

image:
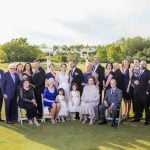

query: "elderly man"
xmin=98 ymin=79 xmax=122 ymax=128
xmin=1 ymin=64 xmax=20 ymax=124
xmin=132 ymin=61 xmax=150 ymax=125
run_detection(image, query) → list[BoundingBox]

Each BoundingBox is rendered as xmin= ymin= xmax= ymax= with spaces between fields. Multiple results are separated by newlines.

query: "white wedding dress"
xmin=57 ymin=72 xmax=70 ymax=104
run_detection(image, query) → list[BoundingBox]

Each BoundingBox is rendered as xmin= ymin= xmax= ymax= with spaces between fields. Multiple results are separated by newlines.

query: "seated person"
xmin=43 ymin=78 xmax=61 ymax=124
xmin=99 ymin=79 xmax=122 ymax=128
xmin=80 ymin=76 xmax=100 ymax=125
xmin=18 ymin=79 xmax=39 ymax=126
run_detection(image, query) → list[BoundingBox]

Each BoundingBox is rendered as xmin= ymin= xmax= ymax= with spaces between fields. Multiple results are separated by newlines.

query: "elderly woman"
xmin=80 ymin=76 xmax=100 ymax=125
xmin=82 ymin=63 xmax=93 ymax=86
xmin=18 ymin=79 xmax=39 ymax=126
xmin=43 ymin=78 xmax=61 ymax=124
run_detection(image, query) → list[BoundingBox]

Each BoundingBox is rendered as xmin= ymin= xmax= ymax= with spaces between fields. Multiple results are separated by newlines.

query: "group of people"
xmin=0 ymin=57 xmax=149 ymax=128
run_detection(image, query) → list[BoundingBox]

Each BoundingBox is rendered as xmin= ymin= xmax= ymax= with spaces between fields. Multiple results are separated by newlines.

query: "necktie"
xmin=111 ymin=89 xmax=114 ymax=95
xmin=12 ymin=74 xmax=15 ymax=83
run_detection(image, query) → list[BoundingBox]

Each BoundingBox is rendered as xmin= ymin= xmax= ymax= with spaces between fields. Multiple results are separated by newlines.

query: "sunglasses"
xmin=11 ymin=68 xmax=16 ymax=70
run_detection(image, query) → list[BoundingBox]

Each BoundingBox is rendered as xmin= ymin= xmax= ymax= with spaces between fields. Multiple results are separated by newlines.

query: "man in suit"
xmin=98 ymin=79 xmax=122 ymax=128
xmin=69 ymin=60 xmax=83 ymax=95
xmin=0 ymin=69 xmax=4 ymax=121
xmin=130 ymin=59 xmax=141 ymax=117
xmin=92 ymin=56 xmax=105 ymax=104
xmin=132 ymin=61 xmax=150 ymax=125
xmin=32 ymin=59 xmax=45 ymax=118
xmin=113 ymin=62 xmax=124 ymax=91
xmin=1 ymin=64 xmax=20 ymax=124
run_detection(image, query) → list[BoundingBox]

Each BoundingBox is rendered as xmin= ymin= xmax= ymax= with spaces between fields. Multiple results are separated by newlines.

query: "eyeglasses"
xmin=11 ymin=68 xmax=16 ymax=70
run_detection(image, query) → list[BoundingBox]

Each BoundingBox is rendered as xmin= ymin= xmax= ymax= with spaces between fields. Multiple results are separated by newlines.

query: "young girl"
xmin=56 ymin=88 xmax=67 ymax=122
xmin=69 ymin=83 xmax=80 ymax=120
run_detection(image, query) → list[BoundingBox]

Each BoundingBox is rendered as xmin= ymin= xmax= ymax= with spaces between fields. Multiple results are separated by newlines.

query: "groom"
xmin=69 ymin=60 xmax=83 ymax=95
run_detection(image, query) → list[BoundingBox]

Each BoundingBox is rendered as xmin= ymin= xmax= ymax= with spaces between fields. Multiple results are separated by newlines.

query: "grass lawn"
xmin=0 ymin=62 xmax=150 ymax=150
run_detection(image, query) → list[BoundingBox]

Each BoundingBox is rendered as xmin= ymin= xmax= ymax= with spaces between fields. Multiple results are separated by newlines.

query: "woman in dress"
xmin=18 ymin=79 xmax=39 ymax=126
xmin=103 ymin=62 xmax=114 ymax=93
xmin=122 ymin=60 xmax=132 ymax=119
xmin=82 ymin=63 xmax=93 ymax=87
xmin=23 ymin=63 xmax=34 ymax=87
xmin=69 ymin=83 xmax=80 ymax=120
xmin=46 ymin=63 xmax=56 ymax=80
xmin=80 ymin=76 xmax=100 ymax=125
xmin=56 ymin=63 xmax=70 ymax=105
xmin=16 ymin=63 xmax=24 ymax=81
xmin=43 ymin=78 xmax=61 ymax=124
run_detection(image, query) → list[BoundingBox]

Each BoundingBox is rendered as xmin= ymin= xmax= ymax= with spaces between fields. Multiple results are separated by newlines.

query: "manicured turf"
xmin=0 ymin=118 xmax=150 ymax=150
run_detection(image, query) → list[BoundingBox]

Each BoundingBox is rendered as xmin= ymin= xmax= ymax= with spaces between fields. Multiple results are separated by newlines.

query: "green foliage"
xmin=0 ymin=49 xmax=7 ymax=62
xmin=1 ymin=38 xmax=45 ymax=62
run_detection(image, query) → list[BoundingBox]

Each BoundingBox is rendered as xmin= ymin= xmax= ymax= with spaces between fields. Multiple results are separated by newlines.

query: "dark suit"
xmin=69 ymin=67 xmax=83 ymax=94
xmin=94 ymin=64 xmax=105 ymax=104
xmin=1 ymin=72 xmax=20 ymax=122
xmin=32 ymin=67 xmax=45 ymax=118
xmin=99 ymin=88 xmax=122 ymax=121
xmin=134 ymin=69 xmax=150 ymax=122
xmin=0 ymin=69 xmax=4 ymax=120
xmin=113 ymin=69 xmax=124 ymax=91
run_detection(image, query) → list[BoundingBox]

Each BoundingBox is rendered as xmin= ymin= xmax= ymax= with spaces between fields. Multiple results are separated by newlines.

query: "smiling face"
xmin=61 ymin=64 xmax=67 ymax=72
xmin=69 ymin=61 xmax=76 ymax=69
xmin=134 ymin=60 xmax=140 ymax=68
xmin=110 ymin=79 xmax=117 ymax=88
xmin=8 ymin=64 xmax=16 ymax=74
xmin=93 ymin=57 xmax=99 ymax=66
xmin=23 ymin=80 xmax=30 ymax=88
xmin=88 ymin=77 xmax=94 ymax=86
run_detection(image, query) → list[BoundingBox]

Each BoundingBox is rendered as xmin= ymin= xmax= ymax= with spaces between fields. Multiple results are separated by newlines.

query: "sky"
xmin=0 ymin=0 xmax=150 ymax=46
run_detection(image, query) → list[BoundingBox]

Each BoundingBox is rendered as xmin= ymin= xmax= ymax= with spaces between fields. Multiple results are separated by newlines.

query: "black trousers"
xmin=134 ymin=94 xmax=149 ymax=122
xmin=0 ymin=90 xmax=3 ymax=119
xmin=5 ymin=95 xmax=18 ymax=122
xmin=20 ymin=103 xmax=37 ymax=120
xmin=35 ymin=90 xmax=43 ymax=118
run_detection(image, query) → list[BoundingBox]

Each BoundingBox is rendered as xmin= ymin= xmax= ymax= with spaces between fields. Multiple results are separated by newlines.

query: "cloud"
xmin=0 ymin=0 xmax=150 ymax=46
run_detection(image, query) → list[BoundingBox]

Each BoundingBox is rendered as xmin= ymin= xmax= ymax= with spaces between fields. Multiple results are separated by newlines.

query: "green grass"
xmin=0 ymin=62 xmax=150 ymax=150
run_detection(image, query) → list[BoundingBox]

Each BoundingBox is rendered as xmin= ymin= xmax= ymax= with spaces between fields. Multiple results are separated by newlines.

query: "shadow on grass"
xmin=0 ymin=120 xmax=150 ymax=150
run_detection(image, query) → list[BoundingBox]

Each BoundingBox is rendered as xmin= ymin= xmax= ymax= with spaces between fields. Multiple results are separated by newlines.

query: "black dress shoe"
xmin=0 ymin=119 xmax=5 ymax=122
xmin=111 ymin=121 xmax=117 ymax=129
xmin=130 ymin=119 xmax=140 ymax=122
xmin=144 ymin=121 xmax=149 ymax=125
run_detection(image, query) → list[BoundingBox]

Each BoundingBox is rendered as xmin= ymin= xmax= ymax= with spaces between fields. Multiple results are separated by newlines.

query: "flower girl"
xmin=56 ymin=88 xmax=68 ymax=122
xmin=69 ymin=83 xmax=80 ymax=120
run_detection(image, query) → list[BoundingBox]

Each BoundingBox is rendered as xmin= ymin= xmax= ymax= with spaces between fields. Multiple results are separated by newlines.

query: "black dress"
xmin=122 ymin=68 xmax=131 ymax=100
xmin=18 ymin=87 xmax=37 ymax=119
xmin=105 ymin=71 xmax=114 ymax=91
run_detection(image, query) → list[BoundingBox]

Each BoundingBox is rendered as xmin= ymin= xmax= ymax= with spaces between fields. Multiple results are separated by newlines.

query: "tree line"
xmin=0 ymin=36 xmax=150 ymax=63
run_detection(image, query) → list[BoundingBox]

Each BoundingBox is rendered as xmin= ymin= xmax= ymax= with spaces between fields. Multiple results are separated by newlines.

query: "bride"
xmin=56 ymin=63 xmax=70 ymax=105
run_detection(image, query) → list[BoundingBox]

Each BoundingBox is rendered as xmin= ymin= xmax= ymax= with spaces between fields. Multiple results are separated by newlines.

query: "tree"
xmin=0 ymin=49 xmax=6 ymax=62
xmin=107 ymin=45 xmax=123 ymax=62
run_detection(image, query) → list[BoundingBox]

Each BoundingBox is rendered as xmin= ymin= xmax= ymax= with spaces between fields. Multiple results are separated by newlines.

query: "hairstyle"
xmin=106 ymin=62 xmax=113 ymax=70
xmin=88 ymin=76 xmax=95 ymax=83
xmin=23 ymin=62 xmax=33 ymax=73
xmin=8 ymin=64 xmax=16 ymax=70
xmin=133 ymin=59 xmax=140 ymax=63
xmin=16 ymin=63 xmax=23 ymax=72
xmin=61 ymin=63 xmax=67 ymax=68
xmin=47 ymin=78 xmax=55 ymax=86
xmin=94 ymin=56 xmax=100 ymax=61
xmin=33 ymin=59 xmax=40 ymax=63
xmin=58 ymin=88 xmax=65 ymax=96
xmin=122 ymin=59 xmax=130 ymax=70
xmin=71 ymin=83 xmax=78 ymax=90
xmin=22 ymin=78 xmax=30 ymax=84
xmin=49 ymin=63 xmax=55 ymax=68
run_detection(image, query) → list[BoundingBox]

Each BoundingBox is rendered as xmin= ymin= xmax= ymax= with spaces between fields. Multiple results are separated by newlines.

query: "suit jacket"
xmin=69 ymin=68 xmax=83 ymax=85
xmin=0 ymin=69 xmax=4 ymax=90
xmin=1 ymin=71 xmax=20 ymax=99
xmin=104 ymin=88 xmax=122 ymax=108
xmin=95 ymin=64 xmax=105 ymax=87
xmin=32 ymin=67 xmax=45 ymax=93
xmin=137 ymin=69 xmax=150 ymax=95
xmin=113 ymin=69 xmax=124 ymax=90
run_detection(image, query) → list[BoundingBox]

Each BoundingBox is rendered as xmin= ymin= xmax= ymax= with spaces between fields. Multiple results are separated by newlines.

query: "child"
xmin=56 ymin=88 xmax=67 ymax=122
xmin=69 ymin=83 xmax=80 ymax=120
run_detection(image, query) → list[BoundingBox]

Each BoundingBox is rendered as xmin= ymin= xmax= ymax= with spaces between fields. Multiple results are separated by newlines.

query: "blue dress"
xmin=43 ymin=87 xmax=57 ymax=108
xmin=46 ymin=72 xmax=55 ymax=80
xmin=83 ymin=72 xmax=92 ymax=85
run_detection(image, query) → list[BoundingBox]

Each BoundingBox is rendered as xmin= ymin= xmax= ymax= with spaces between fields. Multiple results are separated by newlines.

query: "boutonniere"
xmin=74 ymin=72 xmax=78 ymax=76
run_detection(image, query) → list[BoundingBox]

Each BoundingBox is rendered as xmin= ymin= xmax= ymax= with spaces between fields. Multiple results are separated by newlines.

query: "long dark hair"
xmin=58 ymin=88 xmax=65 ymax=96
xmin=23 ymin=63 xmax=33 ymax=74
